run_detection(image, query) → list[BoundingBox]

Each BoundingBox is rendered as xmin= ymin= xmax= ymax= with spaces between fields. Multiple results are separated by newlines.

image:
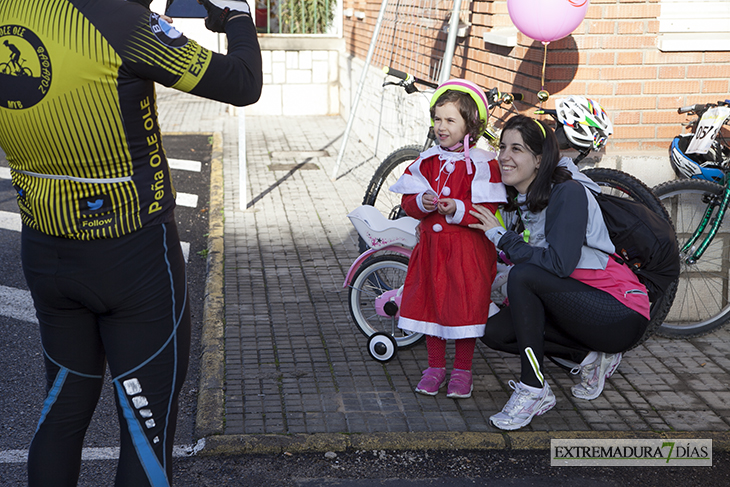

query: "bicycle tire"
xmin=582 ymin=168 xmax=678 ymax=347
xmin=652 ymin=178 xmax=730 ymax=338
xmin=348 ymin=254 xmax=425 ymax=349
xmin=359 ymin=145 xmax=422 ymax=252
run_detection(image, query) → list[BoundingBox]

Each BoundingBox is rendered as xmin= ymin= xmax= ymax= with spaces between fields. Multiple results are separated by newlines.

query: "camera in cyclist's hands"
xmin=197 ymin=0 xmax=251 ymax=32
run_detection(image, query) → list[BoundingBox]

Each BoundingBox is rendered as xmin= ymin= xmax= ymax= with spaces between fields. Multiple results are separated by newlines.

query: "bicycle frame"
xmin=678 ymin=174 xmax=730 ymax=263
xmin=668 ymin=101 xmax=730 ymax=263
xmin=343 ymin=244 xmax=412 ymax=290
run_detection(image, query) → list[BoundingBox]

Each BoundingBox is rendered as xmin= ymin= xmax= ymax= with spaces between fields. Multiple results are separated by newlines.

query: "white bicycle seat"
xmin=348 ymin=205 xmax=419 ymax=249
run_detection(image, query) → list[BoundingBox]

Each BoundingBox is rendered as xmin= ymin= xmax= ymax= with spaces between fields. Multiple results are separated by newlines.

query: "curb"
xmin=192 ymin=130 xmax=730 ymax=456
xmin=196 ymin=431 xmax=730 ymax=456
xmin=195 ymin=132 xmax=227 ymax=439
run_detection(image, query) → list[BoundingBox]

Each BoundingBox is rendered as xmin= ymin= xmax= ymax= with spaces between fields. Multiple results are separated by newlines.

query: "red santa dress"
xmin=389 ymin=145 xmax=507 ymax=339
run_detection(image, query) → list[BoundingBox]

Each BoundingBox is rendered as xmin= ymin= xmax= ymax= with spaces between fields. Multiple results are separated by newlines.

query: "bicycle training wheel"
xmin=359 ymin=145 xmax=422 ymax=252
xmin=652 ymin=178 xmax=730 ymax=338
xmin=348 ymin=254 xmax=424 ymax=349
xmin=582 ymin=168 xmax=678 ymax=347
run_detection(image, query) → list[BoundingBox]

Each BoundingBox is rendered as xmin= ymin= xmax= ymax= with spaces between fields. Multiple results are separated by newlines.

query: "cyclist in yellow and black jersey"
xmin=0 ymin=0 xmax=261 ymax=486
xmin=0 ymin=0 xmax=261 ymax=240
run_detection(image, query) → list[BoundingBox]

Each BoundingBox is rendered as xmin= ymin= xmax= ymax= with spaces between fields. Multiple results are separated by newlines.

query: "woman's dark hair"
xmin=500 ymin=114 xmax=572 ymax=212
xmin=430 ymin=90 xmax=485 ymax=143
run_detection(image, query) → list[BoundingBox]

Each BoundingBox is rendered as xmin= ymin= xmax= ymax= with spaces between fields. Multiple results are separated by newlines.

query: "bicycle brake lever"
xmin=404 ymin=83 xmax=419 ymax=94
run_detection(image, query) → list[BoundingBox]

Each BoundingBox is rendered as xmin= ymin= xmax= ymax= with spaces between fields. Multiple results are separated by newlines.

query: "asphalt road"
xmin=0 ymin=134 xmax=212 ymax=484
xmin=3 ymin=446 xmax=729 ymax=486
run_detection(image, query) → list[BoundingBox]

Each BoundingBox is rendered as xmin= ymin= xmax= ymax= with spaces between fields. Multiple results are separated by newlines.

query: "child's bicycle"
xmin=347 ymin=71 xmax=677 ymax=359
xmin=343 ymin=205 xmax=420 ymax=362
xmin=652 ymin=100 xmax=730 ymax=337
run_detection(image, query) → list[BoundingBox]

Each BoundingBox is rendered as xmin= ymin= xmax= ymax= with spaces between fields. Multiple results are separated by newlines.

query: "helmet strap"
xmin=445 ymin=135 xmax=473 ymax=174
xmin=463 ymin=134 xmax=473 ymax=174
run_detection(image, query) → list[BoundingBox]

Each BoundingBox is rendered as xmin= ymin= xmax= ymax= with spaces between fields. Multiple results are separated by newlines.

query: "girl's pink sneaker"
xmin=415 ymin=367 xmax=447 ymax=395
xmin=446 ymin=369 xmax=473 ymax=399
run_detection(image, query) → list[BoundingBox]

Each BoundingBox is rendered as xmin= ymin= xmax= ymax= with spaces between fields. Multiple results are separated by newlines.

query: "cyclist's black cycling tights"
xmin=22 ymin=222 xmax=191 ymax=487
xmin=482 ymin=263 xmax=648 ymax=388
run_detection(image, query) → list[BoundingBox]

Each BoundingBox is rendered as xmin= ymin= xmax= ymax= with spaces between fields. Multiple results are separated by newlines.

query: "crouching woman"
xmin=469 ymin=115 xmax=650 ymax=431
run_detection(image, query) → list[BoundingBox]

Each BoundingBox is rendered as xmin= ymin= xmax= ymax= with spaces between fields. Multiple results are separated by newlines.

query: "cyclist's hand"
xmin=198 ymin=0 xmax=251 ymax=32
xmin=468 ymin=204 xmax=501 ymax=232
xmin=422 ymin=193 xmax=437 ymax=211
xmin=437 ymin=198 xmax=456 ymax=216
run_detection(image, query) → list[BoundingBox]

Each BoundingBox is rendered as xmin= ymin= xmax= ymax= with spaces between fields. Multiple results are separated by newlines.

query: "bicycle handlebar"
xmin=678 ymin=104 xmax=707 ymax=115
xmin=383 ymin=66 xmax=523 ymax=109
xmin=678 ymin=101 xmax=730 ymax=115
xmin=382 ymin=67 xmax=438 ymax=89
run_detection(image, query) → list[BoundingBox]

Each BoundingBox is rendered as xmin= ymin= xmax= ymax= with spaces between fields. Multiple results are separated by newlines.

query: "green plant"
xmin=278 ymin=0 xmax=337 ymax=34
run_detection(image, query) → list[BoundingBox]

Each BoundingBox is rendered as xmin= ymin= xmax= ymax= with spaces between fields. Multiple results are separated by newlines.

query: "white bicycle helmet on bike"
xmin=556 ymin=96 xmax=613 ymax=151
xmin=669 ymin=133 xmax=725 ymax=182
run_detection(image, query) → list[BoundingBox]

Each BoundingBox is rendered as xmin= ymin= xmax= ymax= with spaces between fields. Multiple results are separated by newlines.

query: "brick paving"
xmin=156 ymin=88 xmax=730 ymax=444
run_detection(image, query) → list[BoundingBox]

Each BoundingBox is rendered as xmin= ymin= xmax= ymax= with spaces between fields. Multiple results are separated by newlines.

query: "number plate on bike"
xmin=686 ymin=106 xmax=730 ymax=155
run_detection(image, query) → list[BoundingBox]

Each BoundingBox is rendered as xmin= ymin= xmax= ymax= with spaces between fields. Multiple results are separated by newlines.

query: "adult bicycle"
xmin=652 ymin=100 xmax=730 ymax=337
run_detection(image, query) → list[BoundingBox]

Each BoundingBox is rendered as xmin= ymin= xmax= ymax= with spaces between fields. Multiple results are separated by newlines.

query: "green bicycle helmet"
xmin=430 ymin=78 xmax=490 ymax=135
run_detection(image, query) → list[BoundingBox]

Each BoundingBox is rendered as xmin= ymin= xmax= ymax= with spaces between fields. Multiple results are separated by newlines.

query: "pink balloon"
xmin=507 ymin=0 xmax=590 ymax=43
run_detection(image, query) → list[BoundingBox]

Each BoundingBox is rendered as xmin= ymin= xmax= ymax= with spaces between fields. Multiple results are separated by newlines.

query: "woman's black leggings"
xmin=481 ymin=263 xmax=648 ymax=388
xmin=22 ymin=222 xmax=190 ymax=487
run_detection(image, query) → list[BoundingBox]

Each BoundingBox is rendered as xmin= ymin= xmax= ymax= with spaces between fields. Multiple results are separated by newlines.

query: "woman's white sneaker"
xmin=571 ymin=352 xmax=622 ymax=400
xmin=490 ymin=380 xmax=556 ymax=431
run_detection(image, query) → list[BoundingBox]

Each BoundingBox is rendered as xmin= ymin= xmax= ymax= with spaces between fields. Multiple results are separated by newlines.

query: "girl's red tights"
xmin=426 ymin=335 xmax=476 ymax=370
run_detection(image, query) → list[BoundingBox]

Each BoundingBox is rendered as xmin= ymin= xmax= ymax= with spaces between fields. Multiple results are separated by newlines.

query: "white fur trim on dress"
xmin=389 ymin=146 xmax=507 ymax=205
xmin=398 ymin=317 xmax=486 ymax=339
xmin=416 ymin=191 xmax=436 ymax=214
xmin=445 ymin=199 xmax=466 ymax=224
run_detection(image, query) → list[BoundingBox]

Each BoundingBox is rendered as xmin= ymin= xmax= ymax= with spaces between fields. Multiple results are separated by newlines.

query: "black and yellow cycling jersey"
xmin=0 ymin=0 xmax=261 ymax=239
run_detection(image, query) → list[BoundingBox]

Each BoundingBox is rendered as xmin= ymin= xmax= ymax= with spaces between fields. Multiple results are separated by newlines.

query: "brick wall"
xmin=341 ymin=0 xmax=730 ymax=159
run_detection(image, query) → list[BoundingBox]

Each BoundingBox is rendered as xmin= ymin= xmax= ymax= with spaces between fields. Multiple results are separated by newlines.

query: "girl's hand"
xmin=422 ymin=193 xmax=437 ymax=211
xmin=468 ymin=204 xmax=501 ymax=232
xmin=437 ymin=198 xmax=456 ymax=216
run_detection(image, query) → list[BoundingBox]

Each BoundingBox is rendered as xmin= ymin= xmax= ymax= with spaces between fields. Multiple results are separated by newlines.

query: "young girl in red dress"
xmin=390 ymin=79 xmax=507 ymax=398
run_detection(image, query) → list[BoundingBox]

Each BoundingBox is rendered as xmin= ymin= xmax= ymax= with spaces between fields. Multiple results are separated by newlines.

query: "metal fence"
xmin=255 ymin=0 xmax=338 ymax=34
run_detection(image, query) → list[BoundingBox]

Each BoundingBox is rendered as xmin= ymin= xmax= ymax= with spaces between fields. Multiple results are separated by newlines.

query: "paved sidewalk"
xmin=156 ymin=88 xmax=730 ymax=454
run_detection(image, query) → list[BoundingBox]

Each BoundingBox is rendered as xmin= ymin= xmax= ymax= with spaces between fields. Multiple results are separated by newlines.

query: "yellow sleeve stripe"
xmin=172 ymin=43 xmax=212 ymax=93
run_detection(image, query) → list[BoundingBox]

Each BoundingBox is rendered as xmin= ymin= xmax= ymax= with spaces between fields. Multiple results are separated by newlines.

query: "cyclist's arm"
xmin=121 ymin=11 xmax=262 ymax=107
xmin=188 ymin=15 xmax=262 ymax=106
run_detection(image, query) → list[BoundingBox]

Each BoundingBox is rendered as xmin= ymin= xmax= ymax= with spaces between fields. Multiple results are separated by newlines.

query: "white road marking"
xmin=0 ymin=210 xmax=22 ymax=232
xmin=181 ymin=241 xmax=190 ymax=262
xmin=0 ymin=285 xmax=37 ymax=324
xmin=0 ymin=439 xmax=206 ymax=463
xmin=0 ymin=167 xmax=10 ymax=179
xmin=168 ymin=158 xmax=202 ymax=172
xmin=176 ymin=192 xmax=198 ymax=208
